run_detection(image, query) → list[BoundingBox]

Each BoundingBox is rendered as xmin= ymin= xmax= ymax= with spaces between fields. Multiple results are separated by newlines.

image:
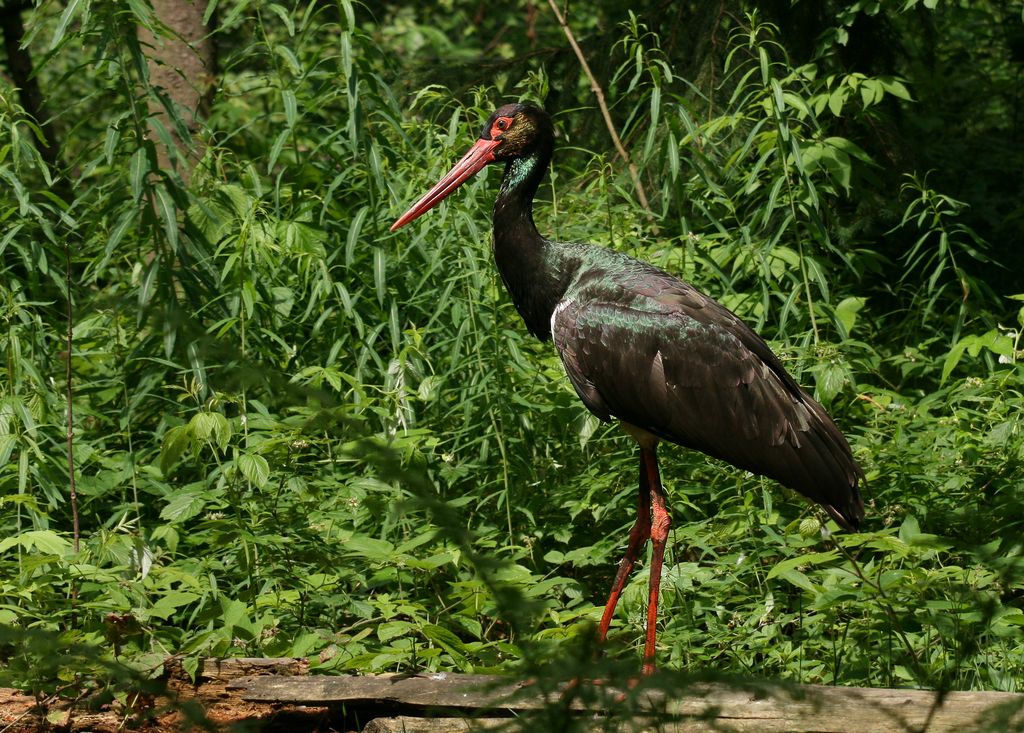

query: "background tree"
xmin=138 ymin=0 xmax=216 ymax=183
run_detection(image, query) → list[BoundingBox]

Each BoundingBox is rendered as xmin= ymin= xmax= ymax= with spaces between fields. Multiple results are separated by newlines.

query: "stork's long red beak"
xmin=390 ymin=138 xmax=500 ymax=232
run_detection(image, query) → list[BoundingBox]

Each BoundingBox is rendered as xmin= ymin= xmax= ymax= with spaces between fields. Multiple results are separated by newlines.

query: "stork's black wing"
xmin=550 ymin=281 xmax=865 ymax=530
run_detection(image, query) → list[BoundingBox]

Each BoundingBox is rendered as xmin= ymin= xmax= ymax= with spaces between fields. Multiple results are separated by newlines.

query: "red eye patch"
xmin=490 ymin=116 xmax=514 ymax=138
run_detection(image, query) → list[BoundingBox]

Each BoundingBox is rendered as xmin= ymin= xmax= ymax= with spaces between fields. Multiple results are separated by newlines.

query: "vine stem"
xmin=544 ymin=0 xmax=653 ymax=218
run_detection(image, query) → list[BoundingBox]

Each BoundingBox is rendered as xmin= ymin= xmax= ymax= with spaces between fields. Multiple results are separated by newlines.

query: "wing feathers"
xmin=551 ymin=293 xmax=864 ymax=530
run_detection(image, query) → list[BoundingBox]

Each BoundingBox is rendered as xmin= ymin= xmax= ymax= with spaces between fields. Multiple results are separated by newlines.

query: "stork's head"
xmin=390 ymin=104 xmax=553 ymax=231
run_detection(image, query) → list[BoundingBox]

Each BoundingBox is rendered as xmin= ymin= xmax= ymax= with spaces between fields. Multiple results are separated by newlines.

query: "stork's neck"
xmin=491 ymin=150 xmax=576 ymax=340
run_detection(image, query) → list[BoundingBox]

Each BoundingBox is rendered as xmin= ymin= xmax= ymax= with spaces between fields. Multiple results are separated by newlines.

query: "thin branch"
xmin=65 ymin=245 xmax=79 ymax=556
xmin=544 ymin=0 xmax=653 ymax=218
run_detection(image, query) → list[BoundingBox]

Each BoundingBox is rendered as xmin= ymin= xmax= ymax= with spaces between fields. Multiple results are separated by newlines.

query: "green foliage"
xmin=1 ymin=0 xmax=1023 ymax=716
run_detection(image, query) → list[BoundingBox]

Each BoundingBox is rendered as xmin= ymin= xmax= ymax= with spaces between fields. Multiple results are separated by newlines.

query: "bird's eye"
xmin=495 ymin=117 xmax=510 ymax=132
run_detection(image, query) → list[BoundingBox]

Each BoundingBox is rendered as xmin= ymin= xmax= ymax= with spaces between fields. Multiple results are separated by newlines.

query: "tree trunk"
xmin=137 ymin=0 xmax=215 ymax=184
xmin=0 ymin=0 xmax=63 ymax=171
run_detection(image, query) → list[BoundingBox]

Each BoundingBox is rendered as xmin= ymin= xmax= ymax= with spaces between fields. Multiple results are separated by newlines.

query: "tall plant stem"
xmin=65 ymin=244 xmax=79 ymax=555
xmin=545 ymin=0 xmax=653 ymax=218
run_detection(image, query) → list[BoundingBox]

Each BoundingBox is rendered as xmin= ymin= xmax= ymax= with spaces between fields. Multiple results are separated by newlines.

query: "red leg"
xmin=596 ymin=452 xmax=653 ymax=644
xmin=641 ymin=445 xmax=670 ymax=676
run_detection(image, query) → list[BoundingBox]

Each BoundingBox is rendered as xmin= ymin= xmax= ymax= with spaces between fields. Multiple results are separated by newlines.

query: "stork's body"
xmin=392 ymin=104 xmax=865 ymax=674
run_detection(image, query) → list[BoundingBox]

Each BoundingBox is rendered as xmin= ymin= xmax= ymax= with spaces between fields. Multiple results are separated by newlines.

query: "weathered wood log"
xmin=233 ymin=672 xmax=1024 ymax=733
xmin=168 ymin=655 xmax=308 ymax=685
xmin=3 ymin=662 xmax=1023 ymax=732
xmin=652 ymin=683 xmax=1024 ymax=732
xmin=229 ymin=671 xmax=540 ymax=710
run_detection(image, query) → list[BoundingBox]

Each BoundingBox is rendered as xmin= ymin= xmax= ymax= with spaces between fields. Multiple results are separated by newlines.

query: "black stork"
xmin=391 ymin=103 xmax=865 ymax=675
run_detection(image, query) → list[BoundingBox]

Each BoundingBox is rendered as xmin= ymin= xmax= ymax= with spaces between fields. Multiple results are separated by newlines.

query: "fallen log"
xmin=2 ymin=660 xmax=1022 ymax=732
xmin=233 ymin=671 xmax=1024 ymax=732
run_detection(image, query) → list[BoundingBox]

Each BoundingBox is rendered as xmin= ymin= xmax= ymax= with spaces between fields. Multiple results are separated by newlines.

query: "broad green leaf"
xmin=772 ymin=568 xmax=816 ymax=592
xmin=189 ymin=411 xmax=231 ymax=449
xmin=879 ymin=76 xmax=913 ymax=101
xmin=767 ymin=551 xmax=839 ymax=581
xmin=238 ymin=452 xmax=270 ymax=488
xmin=160 ymin=425 xmax=192 ymax=475
xmin=344 ymin=536 xmax=395 ymax=562
xmin=860 ymin=79 xmax=882 ymax=107
xmin=160 ymin=490 xmax=208 ymax=522
xmin=149 ymin=591 xmax=200 ymax=620
xmin=827 ymin=87 xmax=846 ymax=117
xmin=942 ymin=330 xmax=1015 ymax=384
xmin=377 ymin=620 xmax=414 ymax=643
xmin=421 ymin=623 xmax=467 ymax=662
xmin=816 ymin=362 xmax=849 ymax=402
xmin=824 ymin=136 xmax=873 ymax=163
xmin=0 ymin=530 xmax=71 ymax=556
xmin=835 ymin=296 xmax=867 ymax=337
xmin=221 ymin=597 xmax=254 ymax=633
